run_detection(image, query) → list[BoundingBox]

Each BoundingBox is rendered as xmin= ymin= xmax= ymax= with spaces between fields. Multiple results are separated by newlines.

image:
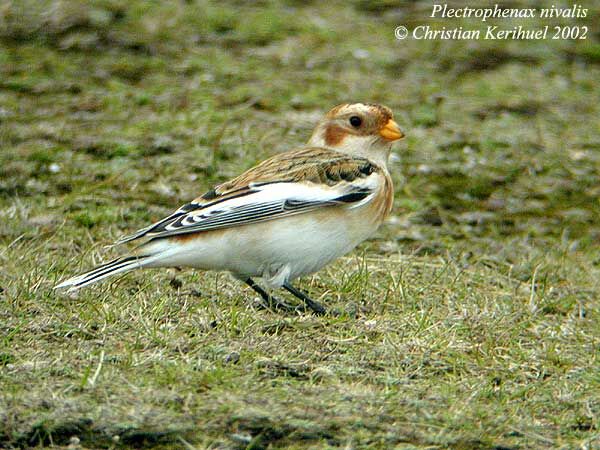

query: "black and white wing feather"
xmin=117 ymin=178 xmax=377 ymax=243
xmin=115 ymin=147 xmax=385 ymax=244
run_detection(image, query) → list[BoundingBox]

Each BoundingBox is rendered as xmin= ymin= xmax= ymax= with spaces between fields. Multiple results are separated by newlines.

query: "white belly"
xmin=142 ymin=206 xmax=380 ymax=287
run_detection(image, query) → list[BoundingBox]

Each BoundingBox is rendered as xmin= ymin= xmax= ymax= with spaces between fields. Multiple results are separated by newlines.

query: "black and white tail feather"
xmin=54 ymin=254 xmax=160 ymax=291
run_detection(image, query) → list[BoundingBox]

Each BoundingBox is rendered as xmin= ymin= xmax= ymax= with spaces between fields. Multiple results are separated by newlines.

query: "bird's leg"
xmin=282 ymin=282 xmax=326 ymax=315
xmin=244 ymin=278 xmax=297 ymax=313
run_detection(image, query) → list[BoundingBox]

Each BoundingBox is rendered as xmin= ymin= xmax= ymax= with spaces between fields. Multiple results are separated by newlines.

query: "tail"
xmin=55 ymin=254 xmax=158 ymax=291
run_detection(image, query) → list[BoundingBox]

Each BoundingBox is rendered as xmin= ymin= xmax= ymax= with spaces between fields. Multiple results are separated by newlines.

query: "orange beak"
xmin=379 ymin=119 xmax=404 ymax=141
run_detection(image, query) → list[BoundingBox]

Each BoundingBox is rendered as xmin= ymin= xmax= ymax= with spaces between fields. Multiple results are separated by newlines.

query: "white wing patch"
xmin=120 ymin=176 xmax=380 ymax=242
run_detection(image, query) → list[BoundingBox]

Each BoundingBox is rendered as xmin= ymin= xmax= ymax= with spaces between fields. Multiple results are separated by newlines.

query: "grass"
xmin=1 ymin=0 xmax=599 ymax=448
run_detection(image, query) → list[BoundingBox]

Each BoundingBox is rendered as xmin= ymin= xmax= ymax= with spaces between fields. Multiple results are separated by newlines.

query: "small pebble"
xmin=352 ymin=49 xmax=370 ymax=59
xmin=224 ymin=352 xmax=240 ymax=364
xmin=364 ymin=319 xmax=377 ymax=330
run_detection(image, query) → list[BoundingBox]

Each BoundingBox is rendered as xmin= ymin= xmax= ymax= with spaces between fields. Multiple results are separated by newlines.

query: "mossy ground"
xmin=1 ymin=1 xmax=599 ymax=448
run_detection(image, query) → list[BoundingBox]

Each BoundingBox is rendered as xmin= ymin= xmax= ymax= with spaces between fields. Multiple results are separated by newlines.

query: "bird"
xmin=55 ymin=103 xmax=404 ymax=314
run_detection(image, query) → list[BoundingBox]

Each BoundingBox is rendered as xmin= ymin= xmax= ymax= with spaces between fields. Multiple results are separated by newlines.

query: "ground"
xmin=1 ymin=0 xmax=599 ymax=448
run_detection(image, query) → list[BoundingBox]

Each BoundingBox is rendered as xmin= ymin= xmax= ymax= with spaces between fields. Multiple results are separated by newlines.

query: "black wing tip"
xmin=333 ymin=191 xmax=371 ymax=203
xmin=201 ymin=189 xmax=218 ymax=201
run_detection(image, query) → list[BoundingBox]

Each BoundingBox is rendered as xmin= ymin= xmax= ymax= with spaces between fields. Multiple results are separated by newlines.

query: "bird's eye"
xmin=349 ymin=116 xmax=362 ymax=127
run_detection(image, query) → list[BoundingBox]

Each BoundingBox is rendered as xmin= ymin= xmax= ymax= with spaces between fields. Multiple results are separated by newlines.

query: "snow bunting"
xmin=56 ymin=103 xmax=404 ymax=314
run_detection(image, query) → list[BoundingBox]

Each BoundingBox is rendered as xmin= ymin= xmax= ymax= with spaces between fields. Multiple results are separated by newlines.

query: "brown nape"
xmin=324 ymin=124 xmax=347 ymax=147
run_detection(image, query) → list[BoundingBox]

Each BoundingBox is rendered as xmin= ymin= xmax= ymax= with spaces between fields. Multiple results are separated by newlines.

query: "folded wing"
xmin=116 ymin=148 xmax=382 ymax=244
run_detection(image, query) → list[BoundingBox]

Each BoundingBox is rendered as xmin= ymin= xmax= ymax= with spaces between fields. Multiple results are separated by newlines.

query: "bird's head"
xmin=307 ymin=103 xmax=404 ymax=166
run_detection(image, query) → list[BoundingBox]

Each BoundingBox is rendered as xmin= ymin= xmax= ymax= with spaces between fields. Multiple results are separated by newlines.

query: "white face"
xmin=307 ymin=103 xmax=403 ymax=166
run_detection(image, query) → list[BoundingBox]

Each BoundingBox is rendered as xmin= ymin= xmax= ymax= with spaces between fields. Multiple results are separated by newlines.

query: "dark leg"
xmin=244 ymin=278 xmax=297 ymax=312
xmin=283 ymin=282 xmax=326 ymax=315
